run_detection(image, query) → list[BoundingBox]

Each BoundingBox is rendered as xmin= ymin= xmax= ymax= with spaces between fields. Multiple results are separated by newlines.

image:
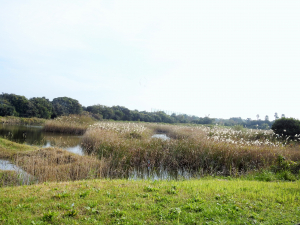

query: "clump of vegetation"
xmin=0 ymin=137 xmax=108 ymax=183
xmin=0 ymin=170 xmax=20 ymax=187
xmin=272 ymin=117 xmax=300 ymax=141
xmin=43 ymin=114 xmax=96 ymax=134
xmin=14 ymin=147 xmax=108 ymax=182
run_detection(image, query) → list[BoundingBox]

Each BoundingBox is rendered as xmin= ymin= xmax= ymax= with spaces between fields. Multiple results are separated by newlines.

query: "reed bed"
xmin=43 ymin=115 xmax=96 ymax=135
xmin=89 ymin=121 xmax=152 ymax=138
xmin=82 ymin=122 xmax=300 ymax=178
xmin=13 ymin=148 xmax=108 ymax=182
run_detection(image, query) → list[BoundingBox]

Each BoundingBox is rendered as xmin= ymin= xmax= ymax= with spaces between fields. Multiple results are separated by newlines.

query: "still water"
xmin=0 ymin=124 xmax=84 ymax=155
xmin=0 ymin=125 xmax=176 ymax=180
xmin=0 ymin=159 xmax=37 ymax=185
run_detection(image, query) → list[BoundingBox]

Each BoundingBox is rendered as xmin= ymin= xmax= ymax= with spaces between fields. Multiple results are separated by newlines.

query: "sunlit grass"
xmin=0 ymin=179 xmax=299 ymax=224
xmin=0 ymin=138 xmax=38 ymax=159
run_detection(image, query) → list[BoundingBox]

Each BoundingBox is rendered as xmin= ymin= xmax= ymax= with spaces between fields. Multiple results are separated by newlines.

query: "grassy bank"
xmin=0 ymin=137 xmax=38 ymax=159
xmin=0 ymin=116 xmax=46 ymax=126
xmin=43 ymin=115 xmax=96 ymax=135
xmin=0 ymin=179 xmax=299 ymax=224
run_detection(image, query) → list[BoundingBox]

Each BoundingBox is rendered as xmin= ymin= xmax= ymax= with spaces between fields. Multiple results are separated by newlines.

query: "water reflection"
xmin=151 ymin=134 xmax=170 ymax=140
xmin=0 ymin=159 xmax=37 ymax=185
xmin=129 ymin=167 xmax=198 ymax=181
xmin=0 ymin=124 xmax=84 ymax=155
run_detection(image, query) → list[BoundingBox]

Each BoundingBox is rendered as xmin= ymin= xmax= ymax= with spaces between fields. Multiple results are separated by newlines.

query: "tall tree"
xmin=52 ymin=97 xmax=82 ymax=117
xmin=1 ymin=93 xmax=30 ymax=117
xmin=29 ymin=97 xmax=53 ymax=119
xmin=0 ymin=99 xmax=16 ymax=116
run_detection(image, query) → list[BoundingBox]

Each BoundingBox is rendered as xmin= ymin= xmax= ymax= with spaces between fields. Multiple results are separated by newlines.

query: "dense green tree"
xmin=112 ymin=106 xmax=132 ymax=121
xmin=1 ymin=93 xmax=30 ymax=117
xmin=131 ymin=110 xmax=141 ymax=121
xmin=0 ymin=99 xmax=16 ymax=116
xmin=29 ymin=97 xmax=53 ymax=119
xmin=52 ymin=97 xmax=82 ymax=117
xmin=272 ymin=118 xmax=300 ymax=139
xmin=102 ymin=107 xmax=114 ymax=119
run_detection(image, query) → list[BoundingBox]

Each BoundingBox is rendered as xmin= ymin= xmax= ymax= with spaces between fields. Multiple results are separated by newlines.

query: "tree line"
xmin=0 ymin=93 xmax=285 ymax=128
xmin=216 ymin=117 xmax=275 ymax=129
xmin=0 ymin=93 xmax=81 ymax=119
xmin=0 ymin=93 xmax=214 ymax=124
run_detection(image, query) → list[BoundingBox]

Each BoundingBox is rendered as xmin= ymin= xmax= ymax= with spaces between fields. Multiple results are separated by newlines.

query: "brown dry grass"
xmin=13 ymin=148 xmax=108 ymax=182
xmin=43 ymin=114 xmax=96 ymax=134
xmin=82 ymin=123 xmax=300 ymax=177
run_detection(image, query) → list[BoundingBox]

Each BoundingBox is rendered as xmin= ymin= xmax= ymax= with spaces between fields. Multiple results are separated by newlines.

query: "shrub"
xmin=271 ymin=118 xmax=300 ymax=140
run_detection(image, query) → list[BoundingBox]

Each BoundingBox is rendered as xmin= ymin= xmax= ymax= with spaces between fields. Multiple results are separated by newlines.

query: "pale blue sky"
xmin=1 ymin=0 xmax=299 ymax=120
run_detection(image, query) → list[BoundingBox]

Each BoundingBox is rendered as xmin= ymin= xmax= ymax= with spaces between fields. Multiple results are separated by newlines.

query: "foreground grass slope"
xmin=1 ymin=179 xmax=300 ymax=224
xmin=0 ymin=137 xmax=38 ymax=159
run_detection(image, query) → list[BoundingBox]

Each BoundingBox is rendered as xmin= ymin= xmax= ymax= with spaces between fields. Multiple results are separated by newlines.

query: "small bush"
xmin=277 ymin=171 xmax=297 ymax=181
xmin=272 ymin=118 xmax=300 ymax=140
xmin=42 ymin=211 xmax=55 ymax=222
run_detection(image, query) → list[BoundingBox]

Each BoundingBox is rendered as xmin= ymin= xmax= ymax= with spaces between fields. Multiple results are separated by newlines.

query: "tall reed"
xmin=82 ymin=122 xmax=300 ymax=178
xmin=13 ymin=148 xmax=108 ymax=182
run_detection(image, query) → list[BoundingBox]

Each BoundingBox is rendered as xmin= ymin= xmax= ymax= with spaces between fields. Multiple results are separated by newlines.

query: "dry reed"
xmin=13 ymin=148 xmax=109 ymax=182
xmin=43 ymin=115 xmax=95 ymax=135
xmin=82 ymin=122 xmax=300 ymax=177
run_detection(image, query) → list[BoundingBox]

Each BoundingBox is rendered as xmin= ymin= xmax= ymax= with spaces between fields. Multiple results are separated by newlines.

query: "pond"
xmin=0 ymin=124 xmax=84 ymax=155
xmin=0 ymin=124 xmax=178 ymax=180
xmin=0 ymin=125 xmax=170 ymax=156
xmin=0 ymin=159 xmax=36 ymax=185
xmin=151 ymin=133 xmax=170 ymax=141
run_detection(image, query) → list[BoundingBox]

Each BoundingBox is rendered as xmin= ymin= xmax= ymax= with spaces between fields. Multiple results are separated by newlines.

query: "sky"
xmin=0 ymin=0 xmax=299 ymax=120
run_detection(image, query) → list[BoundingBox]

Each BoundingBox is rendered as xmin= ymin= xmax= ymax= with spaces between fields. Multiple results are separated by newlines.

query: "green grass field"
xmin=0 ymin=179 xmax=299 ymax=224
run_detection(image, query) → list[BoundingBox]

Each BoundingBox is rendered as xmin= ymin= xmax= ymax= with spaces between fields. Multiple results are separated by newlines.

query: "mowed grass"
xmin=0 ymin=179 xmax=299 ymax=224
